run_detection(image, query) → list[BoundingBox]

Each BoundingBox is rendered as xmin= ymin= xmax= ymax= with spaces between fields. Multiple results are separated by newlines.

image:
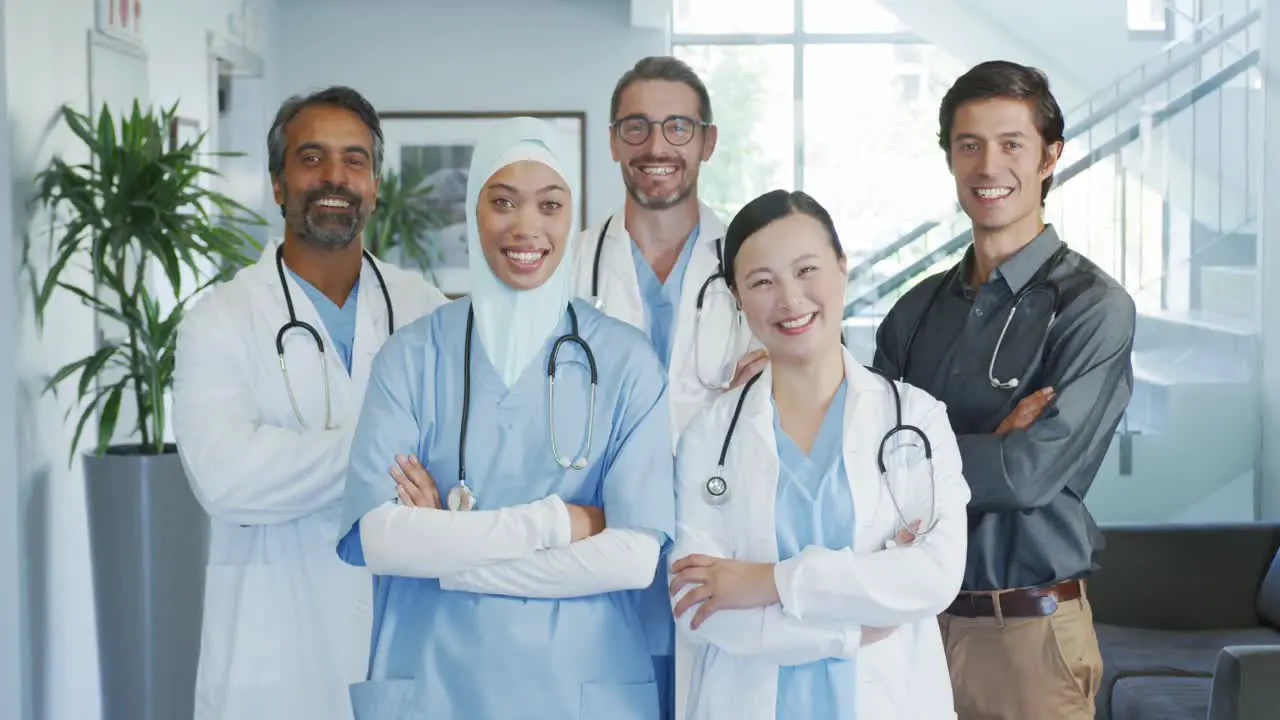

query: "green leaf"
xmin=95 ymin=382 xmax=124 ymax=457
xmin=365 ymin=168 xmax=446 ymax=276
xmin=23 ymin=99 xmax=267 ymax=457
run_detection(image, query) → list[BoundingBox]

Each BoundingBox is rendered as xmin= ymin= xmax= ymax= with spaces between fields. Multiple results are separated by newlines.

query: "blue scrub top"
xmin=630 ymin=224 xmax=699 ymax=369
xmin=773 ymin=379 xmax=857 ymax=719
xmin=337 ymin=298 xmax=676 ymax=720
xmin=287 ymin=269 xmax=359 ymax=375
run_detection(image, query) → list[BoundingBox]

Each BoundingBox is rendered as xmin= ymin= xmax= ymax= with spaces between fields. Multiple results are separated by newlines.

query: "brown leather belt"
xmin=943 ymin=579 xmax=1084 ymax=618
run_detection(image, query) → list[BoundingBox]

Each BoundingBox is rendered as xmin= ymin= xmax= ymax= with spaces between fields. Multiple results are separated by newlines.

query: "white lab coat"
xmin=670 ymin=351 xmax=970 ymax=720
xmin=571 ymin=202 xmax=758 ymax=446
xmin=171 ymin=241 xmax=447 ymax=720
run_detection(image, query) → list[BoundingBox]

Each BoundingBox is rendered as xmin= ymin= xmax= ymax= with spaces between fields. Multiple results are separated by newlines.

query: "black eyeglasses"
xmin=611 ymin=114 xmax=708 ymax=147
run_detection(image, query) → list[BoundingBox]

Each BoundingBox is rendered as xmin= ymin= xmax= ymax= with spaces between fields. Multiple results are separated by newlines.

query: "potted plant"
xmin=24 ymin=99 xmax=264 ymax=720
xmin=364 ymin=166 xmax=447 ymax=280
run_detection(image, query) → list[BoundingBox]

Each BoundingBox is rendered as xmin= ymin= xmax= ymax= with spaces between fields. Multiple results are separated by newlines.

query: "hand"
xmin=566 ymin=504 xmax=605 ymax=542
xmin=669 ymin=554 xmax=780 ymax=630
xmin=728 ymin=348 xmax=769 ymax=390
xmin=391 ymin=454 xmax=440 ymax=509
xmin=890 ymin=519 xmax=922 ymax=547
xmin=860 ymin=625 xmax=899 ymax=646
xmin=995 ymin=387 xmax=1055 ymax=435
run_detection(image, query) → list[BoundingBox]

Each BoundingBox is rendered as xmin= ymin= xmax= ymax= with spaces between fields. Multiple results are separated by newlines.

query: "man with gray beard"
xmin=570 ymin=56 xmax=766 ymax=720
xmin=171 ymin=86 xmax=446 ymax=720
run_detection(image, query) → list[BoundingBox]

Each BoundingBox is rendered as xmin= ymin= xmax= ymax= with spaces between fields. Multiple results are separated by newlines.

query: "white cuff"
xmin=361 ymin=494 xmax=572 ymax=579
xmin=774 ymin=554 xmax=806 ymax=619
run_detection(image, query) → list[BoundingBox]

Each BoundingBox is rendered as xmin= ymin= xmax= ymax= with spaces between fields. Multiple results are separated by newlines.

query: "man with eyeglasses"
xmin=570 ymin=55 xmax=765 ymax=720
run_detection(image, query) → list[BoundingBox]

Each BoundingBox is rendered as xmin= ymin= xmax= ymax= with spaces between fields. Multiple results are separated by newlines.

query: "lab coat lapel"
xmin=666 ymin=204 xmax=737 ymax=438
xmin=251 ymin=240 xmax=361 ymax=428
xmin=840 ymin=351 xmax=889 ymax=552
xmin=669 ymin=203 xmax=729 ymax=377
xmin=595 ymin=210 xmax=645 ymax=331
xmin=348 ymin=256 xmax=389 ymax=397
xmin=735 ymin=365 xmax=781 ymax=562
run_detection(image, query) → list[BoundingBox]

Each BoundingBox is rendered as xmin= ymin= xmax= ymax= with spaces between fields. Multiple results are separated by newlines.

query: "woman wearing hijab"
xmin=337 ymin=117 xmax=675 ymax=719
xmin=667 ymin=190 xmax=969 ymax=719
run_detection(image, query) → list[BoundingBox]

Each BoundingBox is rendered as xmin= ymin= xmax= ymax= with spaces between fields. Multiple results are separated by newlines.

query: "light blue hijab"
xmin=465 ymin=117 xmax=578 ymax=387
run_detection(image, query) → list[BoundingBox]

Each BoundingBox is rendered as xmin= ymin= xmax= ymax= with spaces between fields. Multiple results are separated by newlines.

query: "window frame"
xmin=670 ymin=0 xmax=928 ymax=191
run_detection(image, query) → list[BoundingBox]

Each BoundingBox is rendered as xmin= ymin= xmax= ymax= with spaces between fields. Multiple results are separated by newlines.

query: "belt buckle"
xmin=1035 ymin=594 xmax=1060 ymax=616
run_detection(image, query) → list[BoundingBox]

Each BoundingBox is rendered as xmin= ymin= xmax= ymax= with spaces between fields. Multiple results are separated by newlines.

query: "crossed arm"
xmin=873 ymin=283 xmax=1137 ymax=512
xmin=376 ymin=455 xmax=661 ymax=598
xmin=665 ymin=399 xmax=971 ymax=666
xmin=340 ymin=330 xmax=667 ymax=599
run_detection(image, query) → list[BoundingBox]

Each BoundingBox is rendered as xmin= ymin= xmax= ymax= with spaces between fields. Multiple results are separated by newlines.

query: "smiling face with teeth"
xmin=947 ymin=97 xmax=1061 ymax=245
xmin=273 ymin=104 xmax=379 ymax=249
xmin=610 ymin=80 xmax=716 ymax=211
xmin=729 ymin=208 xmax=847 ymax=366
xmin=475 ymin=160 xmax=573 ymax=291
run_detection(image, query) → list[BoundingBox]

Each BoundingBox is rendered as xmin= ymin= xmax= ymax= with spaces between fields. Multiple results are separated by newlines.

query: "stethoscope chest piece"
xmin=704 ymin=473 xmax=729 ymax=505
xmin=448 ymin=483 xmax=475 ymax=512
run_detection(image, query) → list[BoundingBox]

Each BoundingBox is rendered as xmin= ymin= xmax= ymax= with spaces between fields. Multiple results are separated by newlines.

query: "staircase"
xmin=843 ymin=0 xmax=1263 ymax=523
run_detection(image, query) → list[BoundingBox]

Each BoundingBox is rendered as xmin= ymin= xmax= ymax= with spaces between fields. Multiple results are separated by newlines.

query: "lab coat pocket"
xmin=579 ymin=680 xmax=659 ymax=720
xmin=349 ymin=679 xmax=418 ymax=720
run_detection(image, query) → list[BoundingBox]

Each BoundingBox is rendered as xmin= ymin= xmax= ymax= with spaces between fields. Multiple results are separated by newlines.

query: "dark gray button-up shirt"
xmin=873 ymin=225 xmax=1136 ymax=591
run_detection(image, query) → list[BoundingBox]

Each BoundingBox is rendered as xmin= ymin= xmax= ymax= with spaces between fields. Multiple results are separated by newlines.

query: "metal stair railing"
xmin=844 ymin=5 xmax=1261 ymax=304
xmin=844 ymin=6 xmax=1261 ymax=318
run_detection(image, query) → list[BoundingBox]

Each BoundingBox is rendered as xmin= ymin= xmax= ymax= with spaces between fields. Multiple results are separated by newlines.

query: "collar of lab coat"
xmin=589 ymin=200 xmax=727 ymax=327
xmin=731 ymin=348 xmax=890 ymax=558
xmin=246 ymin=237 xmax=393 ymax=392
xmin=586 ymin=202 xmax=753 ymax=439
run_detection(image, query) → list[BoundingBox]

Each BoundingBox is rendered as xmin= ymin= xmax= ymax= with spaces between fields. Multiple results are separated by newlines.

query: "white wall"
xmin=275 ymin=0 xmax=669 ymax=228
xmin=6 ymin=1 xmax=278 ymax=718
xmin=887 ymin=0 xmax=1170 ymax=108
xmin=0 ymin=3 xmax=23 ymax=717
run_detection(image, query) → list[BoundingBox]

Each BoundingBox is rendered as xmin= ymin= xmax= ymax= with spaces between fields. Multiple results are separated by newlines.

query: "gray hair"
xmin=610 ymin=56 xmax=713 ymax=123
xmin=267 ymin=85 xmax=384 ymax=178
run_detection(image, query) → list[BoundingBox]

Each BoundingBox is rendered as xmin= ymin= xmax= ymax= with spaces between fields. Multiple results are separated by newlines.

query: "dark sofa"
xmin=1088 ymin=522 xmax=1280 ymax=720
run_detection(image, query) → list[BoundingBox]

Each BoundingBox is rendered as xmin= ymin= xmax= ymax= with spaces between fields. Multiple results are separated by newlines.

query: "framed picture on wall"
xmin=378 ymin=110 xmax=588 ymax=298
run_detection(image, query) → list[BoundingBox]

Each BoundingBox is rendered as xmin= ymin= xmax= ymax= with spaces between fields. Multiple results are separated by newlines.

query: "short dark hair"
xmin=723 ymin=190 xmax=843 ymax=289
xmin=937 ymin=60 xmax=1066 ymax=204
xmin=267 ymin=85 xmax=384 ymax=179
xmin=610 ymin=56 xmax=713 ymax=123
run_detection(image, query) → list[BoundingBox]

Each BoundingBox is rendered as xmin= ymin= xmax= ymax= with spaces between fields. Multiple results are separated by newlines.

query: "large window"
xmin=675 ymin=0 xmax=1269 ymax=527
xmin=672 ymin=0 xmax=969 ymax=257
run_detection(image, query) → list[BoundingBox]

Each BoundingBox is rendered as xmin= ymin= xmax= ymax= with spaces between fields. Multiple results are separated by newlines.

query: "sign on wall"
xmin=97 ymin=0 xmax=143 ymax=47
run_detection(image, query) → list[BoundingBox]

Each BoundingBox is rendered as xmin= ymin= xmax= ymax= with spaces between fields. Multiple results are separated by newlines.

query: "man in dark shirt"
xmin=873 ymin=60 xmax=1135 ymax=719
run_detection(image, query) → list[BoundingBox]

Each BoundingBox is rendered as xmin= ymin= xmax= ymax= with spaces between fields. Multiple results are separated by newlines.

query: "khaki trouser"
xmin=938 ymin=592 xmax=1104 ymax=720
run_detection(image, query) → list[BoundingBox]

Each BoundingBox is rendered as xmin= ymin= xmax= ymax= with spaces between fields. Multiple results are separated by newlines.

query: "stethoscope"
xmin=703 ymin=364 xmax=939 ymax=543
xmin=274 ymin=245 xmax=395 ymax=431
xmin=588 ymin=215 xmax=743 ymax=390
xmin=448 ymin=302 xmax=598 ymax=512
xmin=900 ymin=244 xmax=1069 ymax=390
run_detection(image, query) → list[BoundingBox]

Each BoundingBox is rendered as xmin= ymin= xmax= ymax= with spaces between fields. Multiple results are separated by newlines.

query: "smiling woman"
xmin=336 ymin=116 xmax=677 ymax=720
xmin=722 ymin=190 xmax=847 ymax=367
xmin=666 ymin=188 xmax=970 ymax=720
xmin=376 ymin=110 xmax=588 ymax=297
xmin=476 ymin=160 xmax=574 ymax=291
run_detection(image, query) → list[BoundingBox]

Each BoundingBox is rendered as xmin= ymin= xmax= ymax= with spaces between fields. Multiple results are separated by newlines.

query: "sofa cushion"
xmin=1110 ymin=676 xmax=1212 ymax=720
xmin=1094 ymin=624 xmax=1280 ymax=720
xmin=1257 ymin=550 xmax=1280 ymax=629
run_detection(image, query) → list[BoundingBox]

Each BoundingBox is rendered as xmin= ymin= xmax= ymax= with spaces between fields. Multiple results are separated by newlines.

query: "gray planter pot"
xmin=84 ymin=446 xmax=209 ymax=720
